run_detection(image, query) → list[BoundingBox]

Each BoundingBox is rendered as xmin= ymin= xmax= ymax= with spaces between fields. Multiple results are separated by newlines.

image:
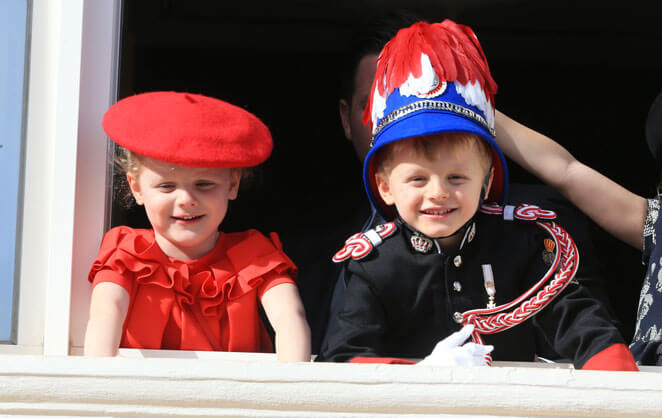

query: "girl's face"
xmin=127 ymin=156 xmax=240 ymax=260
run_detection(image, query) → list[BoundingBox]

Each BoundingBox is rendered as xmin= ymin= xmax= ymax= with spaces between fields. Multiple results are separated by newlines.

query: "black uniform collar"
xmin=397 ymin=217 xmax=477 ymax=255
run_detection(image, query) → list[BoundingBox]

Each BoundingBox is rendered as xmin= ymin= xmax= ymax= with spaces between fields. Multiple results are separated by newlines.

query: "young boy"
xmin=317 ymin=20 xmax=637 ymax=370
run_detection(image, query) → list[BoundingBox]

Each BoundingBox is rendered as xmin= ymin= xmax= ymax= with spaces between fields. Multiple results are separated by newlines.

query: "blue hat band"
xmin=371 ymin=99 xmax=495 ymax=146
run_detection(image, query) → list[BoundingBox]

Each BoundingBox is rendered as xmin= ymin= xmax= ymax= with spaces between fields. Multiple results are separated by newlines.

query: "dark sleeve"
xmin=316 ymin=264 xmax=388 ymax=362
xmin=642 ymin=198 xmax=659 ymax=266
xmin=531 ymin=227 xmax=632 ymax=370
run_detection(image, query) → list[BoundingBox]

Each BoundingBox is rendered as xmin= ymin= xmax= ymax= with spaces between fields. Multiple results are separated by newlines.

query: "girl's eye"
xmin=409 ymin=176 xmax=426 ymax=184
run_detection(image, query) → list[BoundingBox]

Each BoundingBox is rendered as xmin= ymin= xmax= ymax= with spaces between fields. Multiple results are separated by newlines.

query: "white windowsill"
xmin=1 ymin=354 xmax=661 ymax=417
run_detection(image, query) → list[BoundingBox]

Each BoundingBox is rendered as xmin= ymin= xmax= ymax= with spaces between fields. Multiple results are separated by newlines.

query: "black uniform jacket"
xmin=317 ymin=210 xmax=626 ymax=369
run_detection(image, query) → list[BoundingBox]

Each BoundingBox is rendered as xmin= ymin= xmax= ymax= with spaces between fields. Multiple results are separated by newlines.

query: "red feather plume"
xmin=363 ymin=20 xmax=498 ymax=130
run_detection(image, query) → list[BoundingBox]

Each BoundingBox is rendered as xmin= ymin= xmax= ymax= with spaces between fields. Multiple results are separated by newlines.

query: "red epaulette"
xmin=332 ymin=222 xmax=397 ymax=263
xmin=479 ymin=203 xmax=557 ymax=221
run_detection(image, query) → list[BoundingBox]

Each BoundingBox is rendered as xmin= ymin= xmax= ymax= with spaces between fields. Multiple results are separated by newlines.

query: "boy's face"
xmin=127 ymin=156 xmax=240 ymax=260
xmin=375 ymin=138 xmax=492 ymax=246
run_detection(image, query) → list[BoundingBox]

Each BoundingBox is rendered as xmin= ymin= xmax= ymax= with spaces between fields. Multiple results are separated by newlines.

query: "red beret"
xmin=102 ymin=91 xmax=273 ymax=168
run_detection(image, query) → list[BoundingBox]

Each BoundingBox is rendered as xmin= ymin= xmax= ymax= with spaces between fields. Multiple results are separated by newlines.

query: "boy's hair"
xmin=375 ymin=132 xmax=493 ymax=176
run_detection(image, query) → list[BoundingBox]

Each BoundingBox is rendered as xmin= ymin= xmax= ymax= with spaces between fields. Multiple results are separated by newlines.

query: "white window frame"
xmin=6 ymin=0 xmax=120 ymax=355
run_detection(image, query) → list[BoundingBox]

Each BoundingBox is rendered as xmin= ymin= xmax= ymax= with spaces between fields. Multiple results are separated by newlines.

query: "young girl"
xmin=84 ymin=91 xmax=311 ymax=361
xmin=494 ymin=98 xmax=662 ymax=365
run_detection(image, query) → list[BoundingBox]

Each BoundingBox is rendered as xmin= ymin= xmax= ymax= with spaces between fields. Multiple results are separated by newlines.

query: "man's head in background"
xmin=339 ymin=11 xmax=422 ymax=162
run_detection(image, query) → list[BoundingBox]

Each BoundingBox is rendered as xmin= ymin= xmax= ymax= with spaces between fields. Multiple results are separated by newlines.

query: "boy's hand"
xmin=417 ymin=325 xmax=493 ymax=367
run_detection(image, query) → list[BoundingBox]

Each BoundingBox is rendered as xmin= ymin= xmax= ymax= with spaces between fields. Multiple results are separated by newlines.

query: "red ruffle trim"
xmin=89 ymin=226 xmax=296 ymax=319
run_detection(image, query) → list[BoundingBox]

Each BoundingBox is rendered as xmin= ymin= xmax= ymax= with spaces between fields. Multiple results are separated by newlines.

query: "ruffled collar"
xmin=90 ymin=227 xmax=295 ymax=320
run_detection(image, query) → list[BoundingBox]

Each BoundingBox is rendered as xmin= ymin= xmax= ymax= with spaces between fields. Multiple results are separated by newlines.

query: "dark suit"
xmin=317 ymin=210 xmax=626 ymax=368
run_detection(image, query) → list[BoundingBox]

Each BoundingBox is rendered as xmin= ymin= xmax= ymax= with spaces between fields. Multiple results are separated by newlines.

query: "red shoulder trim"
xmin=332 ymin=222 xmax=397 ymax=263
xmin=479 ymin=203 xmax=557 ymax=221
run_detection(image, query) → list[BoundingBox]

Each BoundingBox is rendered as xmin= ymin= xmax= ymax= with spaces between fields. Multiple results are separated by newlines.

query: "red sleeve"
xmin=88 ymin=226 xmax=151 ymax=294
xmin=92 ymin=268 xmax=133 ymax=293
xmin=581 ymin=344 xmax=639 ymax=371
xmin=258 ymin=271 xmax=296 ymax=299
xmin=349 ymin=357 xmax=415 ymax=365
xmin=88 ymin=226 xmax=167 ymax=296
xmin=226 ymin=230 xmax=298 ymax=300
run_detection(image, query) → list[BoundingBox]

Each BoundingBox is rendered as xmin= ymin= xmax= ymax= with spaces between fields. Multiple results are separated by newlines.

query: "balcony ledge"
xmin=1 ymin=353 xmax=661 ymax=417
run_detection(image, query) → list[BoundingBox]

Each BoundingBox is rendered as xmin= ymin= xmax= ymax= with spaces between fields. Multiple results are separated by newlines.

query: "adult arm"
xmin=261 ymin=283 xmax=311 ymax=362
xmin=495 ymin=110 xmax=647 ymax=249
xmin=83 ymin=282 xmax=129 ymax=357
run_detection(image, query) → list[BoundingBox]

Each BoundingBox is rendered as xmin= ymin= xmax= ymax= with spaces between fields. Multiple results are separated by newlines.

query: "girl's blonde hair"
xmin=113 ymin=146 xmax=142 ymax=208
xmin=111 ymin=146 xmax=255 ymax=209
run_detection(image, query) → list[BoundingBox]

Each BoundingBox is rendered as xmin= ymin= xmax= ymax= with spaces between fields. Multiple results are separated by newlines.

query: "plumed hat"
xmin=646 ymin=90 xmax=662 ymax=163
xmin=363 ymin=20 xmax=508 ymax=217
xmin=103 ymin=91 xmax=273 ymax=168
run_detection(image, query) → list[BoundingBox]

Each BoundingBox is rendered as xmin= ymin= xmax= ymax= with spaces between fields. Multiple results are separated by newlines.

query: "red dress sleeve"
xmin=88 ymin=226 xmax=179 ymax=350
xmin=88 ymin=226 xmax=163 ymax=294
xmin=225 ymin=230 xmax=297 ymax=299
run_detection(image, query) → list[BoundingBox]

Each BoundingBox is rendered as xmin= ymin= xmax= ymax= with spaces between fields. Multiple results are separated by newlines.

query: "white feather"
xmin=454 ymin=80 xmax=494 ymax=129
xmin=399 ymin=54 xmax=438 ymax=98
xmin=371 ymin=81 xmax=387 ymax=134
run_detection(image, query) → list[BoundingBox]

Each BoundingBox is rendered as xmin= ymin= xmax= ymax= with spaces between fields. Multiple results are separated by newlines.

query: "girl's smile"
xmin=127 ymin=156 xmax=240 ymax=260
xmin=171 ymin=214 xmax=205 ymax=223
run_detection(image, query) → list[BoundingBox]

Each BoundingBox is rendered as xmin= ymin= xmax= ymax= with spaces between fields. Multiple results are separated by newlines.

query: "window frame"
xmin=7 ymin=0 xmax=662 ymax=392
xmin=1 ymin=0 xmax=121 ymax=355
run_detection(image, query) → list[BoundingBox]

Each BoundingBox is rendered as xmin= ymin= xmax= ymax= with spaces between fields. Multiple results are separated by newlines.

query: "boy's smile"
xmin=376 ymin=136 xmax=492 ymax=251
xmin=127 ymin=156 xmax=240 ymax=260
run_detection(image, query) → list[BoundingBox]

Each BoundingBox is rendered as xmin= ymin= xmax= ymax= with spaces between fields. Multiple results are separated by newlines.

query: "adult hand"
xmin=417 ymin=324 xmax=493 ymax=367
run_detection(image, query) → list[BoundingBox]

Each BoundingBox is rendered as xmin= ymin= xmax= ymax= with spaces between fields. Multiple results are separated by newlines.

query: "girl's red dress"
xmin=88 ymin=226 xmax=296 ymax=352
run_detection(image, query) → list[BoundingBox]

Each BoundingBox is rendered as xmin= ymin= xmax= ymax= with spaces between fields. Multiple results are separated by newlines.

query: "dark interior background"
xmin=111 ymin=0 xmax=662 ymax=341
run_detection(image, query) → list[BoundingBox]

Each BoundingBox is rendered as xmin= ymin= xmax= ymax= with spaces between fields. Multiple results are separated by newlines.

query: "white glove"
xmin=417 ymin=324 xmax=493 ymax=367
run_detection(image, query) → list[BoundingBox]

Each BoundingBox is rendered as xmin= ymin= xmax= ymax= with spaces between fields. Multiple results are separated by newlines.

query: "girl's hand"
xmin=84 ymin=282 xmax=129 ymax=357
xmin=417 ymin=325 xmax=493 ymax=367
xmin=261 ymin=283 xmax=311 ymax=362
